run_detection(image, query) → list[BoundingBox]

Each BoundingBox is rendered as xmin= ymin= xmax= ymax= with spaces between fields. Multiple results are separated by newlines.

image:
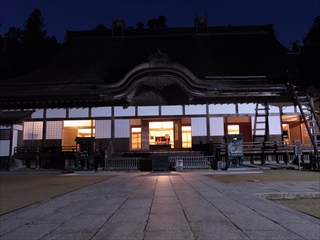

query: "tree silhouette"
xmin=303 ymin=16 xmax=320 ymax=45
xmin=157 ymin=15 xmax=167 ymax=28
xmin=299 ymin=15 xmax=320 ymax=89
xmin=22 ymin=9 xmax=59 ymax=73
xmin=92 ymin=24 xmax=108 ymax=31
xmin=0 ymin=34 xmax=7 ymax=79
xmin=1 ymin=27 xmax=25 ymax=79
xmin=0 ymin=9 xmax=60 ymax=80
xmin=147 ymin=15 xmax=167 ymax=28
xmin=136 ymin=21 xmax=144 ymax=29
xmin=147 ymin=18 xmax=157 ymax=28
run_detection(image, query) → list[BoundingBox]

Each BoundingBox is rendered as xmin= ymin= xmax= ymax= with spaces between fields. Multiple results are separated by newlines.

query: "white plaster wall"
xmin=0 ymin=125 xmax=21 ymax=156
xmin=191 ymin=118 xmax=207 ymax=136
xmin=114 ymin=106 xmax=135 ymax=117
xmin=138 ymin=106 xmax=159 ymax=116
xmin=92 ymin=107 xmax=112 ymax=117
xmin=95 ymin=120 xmax=111 ymax=138
xmin=46 ymin=109 xmax=66 ymax=118
xmin=115 ymin=119 xmax=130 ymax=138
xmin=185 ymin=105 xmax=206 ymax=115
xmin=161 ymin=105 xmax=183 ymax=115
xmin=14 ymin=124 xmax=23 ymax=131
xmin=0 ymin=140 xmax=10 ymax=156
xmin=269 ymin=116 xmax=282 ymax=134
xmin=31 ymin=109 xmax=44 ymax=118
xmin=269 ymin=105 xmax=280 ymax=113
xmin=238 ymin=103 xmax=255 ymax=114
xmin=209 ymin=104 xmax=236 ymax=114
xmin=11 ymin=129 xmax=19 ymax=155
xmin=69 ymin=108 xmax=89 ymax=118
xmin=210 ymin=117 xmax=224 ymax=136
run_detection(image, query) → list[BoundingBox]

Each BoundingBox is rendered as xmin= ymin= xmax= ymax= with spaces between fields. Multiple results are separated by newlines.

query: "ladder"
xmin=289 ymin=83 xmax=320 ymax=169
xmin=253 ymin=103 xmax=270 ymax=143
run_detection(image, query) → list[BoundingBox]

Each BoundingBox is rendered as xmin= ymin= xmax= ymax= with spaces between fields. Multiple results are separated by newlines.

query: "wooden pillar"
xmin=206 ymin=103 xmax=211 ymax=143
xmin=173 ymin=119 xmax=182 ymax=149
xmin=42 ymin=109 xmax=47 ymax=147
xmin=279 ymin=106 xmax=284 ymax=141
xmin=141 ymin=120 xmax=149 ymax=150
xmin=265 ymin=103 xmax=270 ymax=142
xmin=8 ymin=124 xmax=14 ymax=171
xmin=111 ymin=106 xmax=115 ymax=141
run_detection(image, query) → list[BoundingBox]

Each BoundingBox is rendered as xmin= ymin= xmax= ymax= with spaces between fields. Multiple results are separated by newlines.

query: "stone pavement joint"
xmin=0 ymin=171 xmax=319 ymax=240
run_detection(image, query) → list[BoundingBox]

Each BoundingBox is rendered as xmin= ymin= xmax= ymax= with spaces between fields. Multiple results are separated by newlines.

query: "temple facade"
xmin=1 ymin=17 xmax=319 ymax=169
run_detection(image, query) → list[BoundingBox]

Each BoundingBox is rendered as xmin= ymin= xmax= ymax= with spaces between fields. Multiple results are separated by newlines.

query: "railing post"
xmin=284 ymin=151 xmax=289 ymax=164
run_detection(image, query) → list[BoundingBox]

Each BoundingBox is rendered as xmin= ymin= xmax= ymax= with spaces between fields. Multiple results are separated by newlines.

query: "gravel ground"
xmin=1 ymin=169 xmax=319 ymax=218
xmin=207 ymin=169 xmax=320 ymax=219
xmin=272 ymin=198 xmax=320 ymax=218
xmin=207 ymin=169 xmax=320 ymax=183
xmin=0 ymin=172 xmax=113 ymax=215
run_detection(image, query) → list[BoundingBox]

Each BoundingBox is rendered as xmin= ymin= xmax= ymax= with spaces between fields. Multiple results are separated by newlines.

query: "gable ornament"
xmin=148 ymin=49 xmax=171 ymax=62
xmin=144 ymin=76 xmax=172 ymax=90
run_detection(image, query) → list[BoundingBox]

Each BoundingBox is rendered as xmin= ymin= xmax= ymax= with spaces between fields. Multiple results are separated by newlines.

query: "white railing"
xmin=106 ymin=158 xmax=140 ymax=171
xmin=103 ymin=152 xmax=313 ymax=171
xmin=105 ymin=156 xmax=214 ymax=170
xmin=169 ymin=156 xmax=213 ymax=169
xmin=243 ymin=154 xmax=311 ymax=163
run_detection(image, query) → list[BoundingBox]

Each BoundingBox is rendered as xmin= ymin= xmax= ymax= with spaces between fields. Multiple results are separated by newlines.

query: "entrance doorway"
xmin=149 ymin=121 xmax=174 ymax=147
xmin=130 ymin=118 xmax=191 ymax=150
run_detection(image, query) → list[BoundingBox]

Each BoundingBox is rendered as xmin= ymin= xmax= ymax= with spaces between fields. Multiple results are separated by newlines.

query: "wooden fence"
xmin=10 ymin=140 xmax=319 ymax=171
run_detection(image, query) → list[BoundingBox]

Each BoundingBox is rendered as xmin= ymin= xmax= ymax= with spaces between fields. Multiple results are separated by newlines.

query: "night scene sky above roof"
xmin=1 ymin=0 xmax=319 ymax=50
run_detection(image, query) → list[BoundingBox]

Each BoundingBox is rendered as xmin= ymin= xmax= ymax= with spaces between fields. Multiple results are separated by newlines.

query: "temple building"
xmin=0 ymin=16 xmax=319 ymax=170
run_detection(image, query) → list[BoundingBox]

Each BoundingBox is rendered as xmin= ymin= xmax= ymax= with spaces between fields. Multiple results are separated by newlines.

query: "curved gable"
xmin=97 ymin=52 xmax=212 ymax=105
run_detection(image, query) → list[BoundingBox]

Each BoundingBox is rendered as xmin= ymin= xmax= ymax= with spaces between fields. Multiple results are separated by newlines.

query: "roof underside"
xmin=0 ymin=111 xmax=34 ymax=125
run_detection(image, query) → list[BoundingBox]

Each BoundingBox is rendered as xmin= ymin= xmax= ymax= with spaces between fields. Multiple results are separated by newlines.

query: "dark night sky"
xmin=1 ymin=0 xmax=319 ymax=49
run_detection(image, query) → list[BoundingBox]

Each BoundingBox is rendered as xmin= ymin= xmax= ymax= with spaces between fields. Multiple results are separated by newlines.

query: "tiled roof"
xmin=0 ymin=25 xmax=300 ymax=109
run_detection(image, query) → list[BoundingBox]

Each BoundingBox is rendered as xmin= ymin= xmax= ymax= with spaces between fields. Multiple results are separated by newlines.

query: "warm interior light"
xmin=64 ymin=120 xmax=94 ymax=127
xmin=228 ymin=125 xmax=239 ymax=134
xmin=78 ymin=129 xmax=95 ymax=134
xmin=282 ymin=124 xmax=289 ymax=129
xmin=148 ymin=121 xmax=174 ymax=147
xmin=149 ymin=121 xmax=173 ymax=129
xmin=182 ymin=126 xmax=191 ymax=131
xmin=131 ymin=127 xmax=141 ymax=133
xmin=62 ymin=120 xmax=95 ymax=146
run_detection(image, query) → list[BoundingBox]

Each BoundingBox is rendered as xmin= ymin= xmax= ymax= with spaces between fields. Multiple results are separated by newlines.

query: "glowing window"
xmin=227 ymin=125 xmax=239 ymax=134
xmin=131 ymin=127 xmax=141 ymax=149
xmin=182 ymin=126 xmax=191 ymax=148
